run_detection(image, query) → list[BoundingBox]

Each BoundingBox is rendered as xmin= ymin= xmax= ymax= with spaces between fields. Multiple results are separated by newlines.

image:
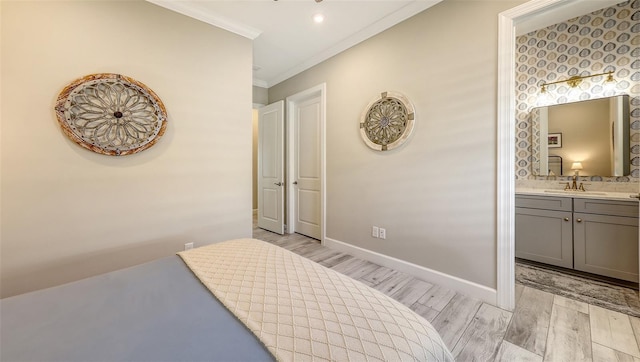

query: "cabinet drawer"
xmin=515 ymin=195 xmax=572 ymax=212
xmin=573 ymin=198 xmax=639 ymax=218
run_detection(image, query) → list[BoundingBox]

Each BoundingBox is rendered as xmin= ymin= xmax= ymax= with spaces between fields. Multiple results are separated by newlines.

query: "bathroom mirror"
xmin=531 ymin=95 xmax=630 ymax=177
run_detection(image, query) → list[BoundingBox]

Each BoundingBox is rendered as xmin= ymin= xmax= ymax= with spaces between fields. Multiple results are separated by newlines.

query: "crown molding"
xmin=147 ymin=0 xmax=262 ymax=39
xmin=149 ymin=0 xmax=442 ymax=88
xmin=266 ymin=0 xmax=442 ymax=87
xmin=515 ymin=0 xmax=622 ymax=35
xmin=252 ymin=78 xmax=269 ymax=88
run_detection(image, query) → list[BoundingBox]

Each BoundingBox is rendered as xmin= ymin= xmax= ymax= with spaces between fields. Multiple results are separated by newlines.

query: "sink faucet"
xmin=567 ymin=175 xmax=586 ymax=191
xmin=569 ymin=162 xmax=586 ymax=191
xmin=562 ymin=180 xmax=587 ymax=191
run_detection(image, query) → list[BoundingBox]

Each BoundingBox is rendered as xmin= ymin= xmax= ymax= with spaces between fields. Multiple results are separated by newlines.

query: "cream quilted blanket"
xmin=178 ymin=238 xmax=453 ymax=361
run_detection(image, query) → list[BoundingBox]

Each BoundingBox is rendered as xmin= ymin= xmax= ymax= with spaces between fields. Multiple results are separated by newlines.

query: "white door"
xmin=257 ymin=101 xmax=284 ymax=234
xmin=293 ymin=96 xmax=322 ymax=240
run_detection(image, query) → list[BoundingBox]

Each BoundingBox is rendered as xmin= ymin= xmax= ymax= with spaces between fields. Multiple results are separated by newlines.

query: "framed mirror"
xmin=531 ymin=95 xmax=630 ymax=177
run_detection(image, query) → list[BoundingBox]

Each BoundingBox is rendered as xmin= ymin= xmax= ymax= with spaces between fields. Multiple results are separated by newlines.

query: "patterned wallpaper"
xmin=515 ymin=0 xmax=640 ymax=182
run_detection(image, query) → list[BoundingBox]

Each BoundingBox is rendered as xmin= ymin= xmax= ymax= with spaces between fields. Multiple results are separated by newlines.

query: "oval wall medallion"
xmin=54 ymin=73 xmax=167 ymax=156
xmin=359 ymin=91 xmax=415 ymax=151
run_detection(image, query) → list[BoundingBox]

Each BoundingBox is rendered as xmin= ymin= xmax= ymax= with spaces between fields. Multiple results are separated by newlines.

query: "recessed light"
xmin=313 ymin=13 xmax=324 ymax=24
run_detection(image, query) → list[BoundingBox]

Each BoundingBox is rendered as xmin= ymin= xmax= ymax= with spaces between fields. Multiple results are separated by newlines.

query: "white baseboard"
xmin=324 ymin=237 xmax=497 ymax=305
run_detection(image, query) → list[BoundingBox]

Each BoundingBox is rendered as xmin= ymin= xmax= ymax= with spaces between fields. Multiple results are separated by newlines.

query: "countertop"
xmin=516 ymin=188 xmax=640 ymax=202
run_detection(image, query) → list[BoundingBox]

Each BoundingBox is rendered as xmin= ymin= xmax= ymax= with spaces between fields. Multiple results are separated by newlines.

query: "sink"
xmin=543 ymin=190 xmax=607 ymax=196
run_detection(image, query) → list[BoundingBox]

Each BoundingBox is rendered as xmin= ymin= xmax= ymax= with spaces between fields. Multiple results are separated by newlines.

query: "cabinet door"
xmin=515 ymin=207 xmax=573 ymax=268
xmin=574 ymin=213 xmax=639 ymax=282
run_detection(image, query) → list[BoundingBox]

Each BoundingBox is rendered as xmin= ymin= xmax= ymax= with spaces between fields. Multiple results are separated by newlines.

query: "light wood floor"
xmin=253 ymin=225 xmax=640 ymax=361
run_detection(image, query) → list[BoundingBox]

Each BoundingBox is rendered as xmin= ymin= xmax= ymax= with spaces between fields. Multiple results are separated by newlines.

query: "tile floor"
xmin=252 ymin=225 xmax=640 ymax=361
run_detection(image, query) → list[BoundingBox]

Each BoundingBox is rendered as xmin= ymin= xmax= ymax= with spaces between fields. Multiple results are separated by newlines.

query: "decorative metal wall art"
xmin=359 ymin=91 xmax=415 ymax=151
xmin=54 ymin=73 xmax=167 ymax=156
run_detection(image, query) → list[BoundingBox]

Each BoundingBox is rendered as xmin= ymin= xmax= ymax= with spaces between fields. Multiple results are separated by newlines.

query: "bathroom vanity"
xmin=515 ymin=190 xmax=639 ymax=282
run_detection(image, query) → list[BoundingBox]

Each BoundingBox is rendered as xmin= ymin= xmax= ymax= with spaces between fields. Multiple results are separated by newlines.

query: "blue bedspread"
xmin=0 ymin=256 xmax=273 ymax=362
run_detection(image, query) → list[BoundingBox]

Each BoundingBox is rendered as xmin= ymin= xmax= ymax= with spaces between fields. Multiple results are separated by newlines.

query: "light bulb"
xmin=567 ymin=86 xmax=581 ymax=101
xmin=603 ymin=72 xmax=617 ymax=94
xmin=536 ymin=84 xmax=552 ymax=107
xmin=536 ymin=91 xmax=552 ymax=107
xmin=313 ymin=13 xmax=324 ymax=23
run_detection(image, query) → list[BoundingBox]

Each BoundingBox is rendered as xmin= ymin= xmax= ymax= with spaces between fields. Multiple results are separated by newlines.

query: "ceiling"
xmin=148 ymin=0 xmax=442 ymax=88
xmin=148 ymin=0 xmax=621 ymax=88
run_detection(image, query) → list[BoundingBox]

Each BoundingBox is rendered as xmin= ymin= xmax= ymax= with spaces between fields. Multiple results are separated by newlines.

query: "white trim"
xmin=325 ymin=237 xmax=497 ymax=304
xmin=496 ymin=8 xmax=517 ymax=313
xmin=267 ymin=1 xmax=442 ymax=87
xmin=515 ymin=0 xmax=622 ymax=35
xmin=253 ymin=78 xmax=269 ymax=88
xmin=286 ymin=84 xmax=327 ymax=243
xmin=146 ymin=0 xmax=262 ymax=39
xmin=496 ymin=0 xmax=592 ymax=311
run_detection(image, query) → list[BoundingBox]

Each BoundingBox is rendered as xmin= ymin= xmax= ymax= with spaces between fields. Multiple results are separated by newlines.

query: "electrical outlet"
xmin=372 ymin=226 xmax=379 ymax=238
xmin=379 ymin=228 xmax=386 ymax=239
xmin=184 ymin=242 xmax=194 ymax=251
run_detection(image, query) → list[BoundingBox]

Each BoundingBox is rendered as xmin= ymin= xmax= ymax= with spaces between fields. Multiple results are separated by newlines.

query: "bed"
xmin=1 ymin=238 xmax=453 ymax=361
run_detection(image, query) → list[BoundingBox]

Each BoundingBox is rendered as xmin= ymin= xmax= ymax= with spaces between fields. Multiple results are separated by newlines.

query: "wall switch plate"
xmin=372 ymin=226 xmax=379 ymax=238
xmin=184 ymin=242 xmax=194 ymax=250
xmin=379 ymin=228 xmax=386 ymax=239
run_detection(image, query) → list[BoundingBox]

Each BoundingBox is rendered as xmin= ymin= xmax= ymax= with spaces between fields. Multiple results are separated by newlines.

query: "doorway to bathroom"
xmin=497 ymin=0 xmax=639 ymax=314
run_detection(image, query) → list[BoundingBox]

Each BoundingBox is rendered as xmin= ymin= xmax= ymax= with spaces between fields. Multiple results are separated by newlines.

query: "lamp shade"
xmin=571 ymin=162 xmax=583 ymax=170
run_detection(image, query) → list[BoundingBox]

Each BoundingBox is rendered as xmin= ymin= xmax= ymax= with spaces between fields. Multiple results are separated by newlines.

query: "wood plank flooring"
xmin=252 ymin=224 xmax=640 ymax=361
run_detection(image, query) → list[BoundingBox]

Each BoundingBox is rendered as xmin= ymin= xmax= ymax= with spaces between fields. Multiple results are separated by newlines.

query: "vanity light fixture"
xmin=539 ymin=71 xmax=615 ymax=93
xmin=536 ymin=88 xmax=552 ymax=107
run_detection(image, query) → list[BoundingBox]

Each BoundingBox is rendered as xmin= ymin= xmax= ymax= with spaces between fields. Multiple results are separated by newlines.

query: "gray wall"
xmin=253 ymin=86 xmax=269 ymax=106
xmin=1 ymin=0 xmax=253 ymax=297
xmin=269 ymin=0 xmax=524 ymax=289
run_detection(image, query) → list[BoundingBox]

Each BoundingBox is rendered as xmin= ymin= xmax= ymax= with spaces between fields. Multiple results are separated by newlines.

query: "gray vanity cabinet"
xmin=516 ymin=194 xmax=639 ymax=283
xmin=515 ymin=195 xmax=573 ymax=268
xmin=573 ymin=198 xmax=639 ymax=282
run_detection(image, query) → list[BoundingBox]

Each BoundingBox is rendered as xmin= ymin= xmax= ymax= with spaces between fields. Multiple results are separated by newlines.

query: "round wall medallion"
xmin=54 ymin=73 xmax=167 ymax=156
xmin=359 ymin=91 xmax=415 ymax=151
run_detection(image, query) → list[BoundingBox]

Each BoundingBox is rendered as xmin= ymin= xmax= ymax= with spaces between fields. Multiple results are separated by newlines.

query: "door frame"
xmin=496 ymin=0 xmax=614 ymax=310
xmin=286 ymin=83 xmax=326 ymax=242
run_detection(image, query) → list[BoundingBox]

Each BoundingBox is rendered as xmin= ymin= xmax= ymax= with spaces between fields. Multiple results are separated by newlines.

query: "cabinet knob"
xmin=564 ymin=217 xmax=570 ymax=221
xmin=576 ymin=218 xmax=582 ymax=223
